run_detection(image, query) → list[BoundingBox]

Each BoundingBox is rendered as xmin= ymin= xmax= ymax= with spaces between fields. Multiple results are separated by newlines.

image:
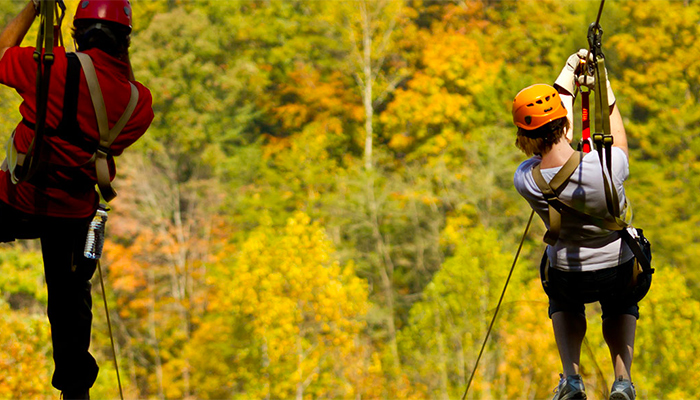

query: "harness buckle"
xmin=96 ymin=145 xmax=111 ymax=158
xmin=43 ymin=53 xmax=55 ymax=65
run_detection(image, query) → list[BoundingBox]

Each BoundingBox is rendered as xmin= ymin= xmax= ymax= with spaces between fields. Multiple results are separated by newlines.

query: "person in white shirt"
xmin=512 ymin=51 xmax=638 ymax=400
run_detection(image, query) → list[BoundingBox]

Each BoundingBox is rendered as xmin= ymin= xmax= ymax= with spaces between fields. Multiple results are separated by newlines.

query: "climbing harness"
xmin=3 ymin=51 xmax=138 ymax=202
xmin=2 ymin=2 xmax=137 ymax=203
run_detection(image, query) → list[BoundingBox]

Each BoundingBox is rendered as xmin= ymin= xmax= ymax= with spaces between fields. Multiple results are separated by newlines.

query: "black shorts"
xmin=541 ymin=256 xmax=640 ymax=320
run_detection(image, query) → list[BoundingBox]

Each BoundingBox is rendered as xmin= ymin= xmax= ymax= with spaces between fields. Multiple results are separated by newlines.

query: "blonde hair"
xmin=515 ymin=117 xmax=570 ymax=156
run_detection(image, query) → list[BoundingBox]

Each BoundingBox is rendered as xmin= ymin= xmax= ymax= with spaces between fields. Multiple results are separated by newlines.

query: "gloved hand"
xmin=577 ymin=64 xmax=616 ymax=106
xmin=554 ymin=49 xmax=588 ymax=96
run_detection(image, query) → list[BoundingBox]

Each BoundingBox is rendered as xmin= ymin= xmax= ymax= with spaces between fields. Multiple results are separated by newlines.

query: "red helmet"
xmin=74 ymin=0 xmax=132 ymax=29
xmin=512 ymin=84 xmax=568 ymax=130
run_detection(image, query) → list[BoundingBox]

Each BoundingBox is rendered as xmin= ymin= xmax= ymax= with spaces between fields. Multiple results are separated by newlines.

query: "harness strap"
xmin=620 ymin=229 xmax=652 ymax=273
xmin=580 ymin=88 xmax=591 ymax=153
xmin=532 ymin=151 xmax=583 ymax=245
xmin=1 ymin=130 xmax=23 ymax=174
xmin=61 ymin=53 xmax=81 ymax=132
xmin=75 ymin=52 xmax=139 ymax=202
xmin=532 ymin=151 xmax=630 ymax=245
xmin=17 ymin=0 xmax=58 ymax=183
xmin=2 ymin=54 xmax=90 ymax=178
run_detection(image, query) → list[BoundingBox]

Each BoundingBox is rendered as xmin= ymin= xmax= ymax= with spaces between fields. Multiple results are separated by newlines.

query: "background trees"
xmin=0 ymin=0 xmax=697 ymax=398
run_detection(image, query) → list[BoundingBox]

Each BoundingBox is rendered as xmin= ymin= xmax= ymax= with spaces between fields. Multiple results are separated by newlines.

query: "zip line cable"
xmin=97 ymin=260 xmax=125 ymax=400
xmin=594 ymin=0 xmax=605 ymax=27
xmin=462 ymin=210 xmax=535 ymax=400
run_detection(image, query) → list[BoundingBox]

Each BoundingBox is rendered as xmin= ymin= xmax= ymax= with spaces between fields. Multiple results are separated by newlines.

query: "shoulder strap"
xmin=61 ymin=53 xmax=82 ymax=132
xmin=532 ymin=151 xmax=584 ymax=245
xmin=75 ymin=52 xmax=139 ymax=202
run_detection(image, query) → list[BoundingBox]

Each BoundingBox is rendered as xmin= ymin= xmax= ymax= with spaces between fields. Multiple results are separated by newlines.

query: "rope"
xmin=594 ymin=0 xmax=605 ymax=27
xmin=97 ymin=260 xmax=125 ymax=400
xmin=462 ymin=210 xmax=535 ymax=400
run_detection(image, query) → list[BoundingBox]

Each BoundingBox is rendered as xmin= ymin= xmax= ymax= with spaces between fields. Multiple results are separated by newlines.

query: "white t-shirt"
xmin=513 ymin=147 xmax=634 ymax=271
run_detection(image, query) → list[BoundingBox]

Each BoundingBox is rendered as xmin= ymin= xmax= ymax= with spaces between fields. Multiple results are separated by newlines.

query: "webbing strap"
xmin=1 ymin=130 xmax=24 ymax=174
xmin=620 ymin=229 xmax=653 ymax=274
xmin=75 ymin=53 xmax=108 ymax=140
xmin=75 ymin=52 xmax=139 ymax=202
xmin=581 ymin=88 xmax=591 ymax=153
xmin=590 ymin=55 xmax=629 ymax=228
xmin=14 ymin=0 xmax=57 ymax=183
xmin=532 ymin=152 xmax=583 ymax=245
xmin=532 ymin=151 xmax=627 ymax=245
xmin=2 ymin=53 xmax=79 ymax=179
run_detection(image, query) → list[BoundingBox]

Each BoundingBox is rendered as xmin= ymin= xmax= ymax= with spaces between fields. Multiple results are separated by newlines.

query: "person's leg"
xmin=600 ymin=259 xmax=639 ymax=381
xmin=603 ymin=313 xmax=636 ymax=380
xmin=552 ymin=310 xmax=587 ymax=377
xmin=41 ymin=217 xmax=98 ymax=394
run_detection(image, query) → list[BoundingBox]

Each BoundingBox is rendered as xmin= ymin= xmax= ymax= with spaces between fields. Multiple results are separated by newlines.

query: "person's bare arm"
xmin=0 ymin=1 xmax=37 ymax=61
xmin=609 ymin=102 xmax=628 ymax=157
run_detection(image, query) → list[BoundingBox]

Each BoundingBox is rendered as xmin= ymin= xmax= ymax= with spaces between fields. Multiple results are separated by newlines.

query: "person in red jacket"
xmin=0 ymin=1 xmax=153 ymax=398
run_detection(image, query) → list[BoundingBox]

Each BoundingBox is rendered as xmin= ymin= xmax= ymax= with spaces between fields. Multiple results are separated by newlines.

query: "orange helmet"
xmin=512 ymin=84 xmax=567 ymax=130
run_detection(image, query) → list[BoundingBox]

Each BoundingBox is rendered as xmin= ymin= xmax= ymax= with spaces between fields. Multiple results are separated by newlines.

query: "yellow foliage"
xmin=0 ymin=302 xmax=53 ymax=398
xmin=203 ymin=211 xmax=374 ymax=398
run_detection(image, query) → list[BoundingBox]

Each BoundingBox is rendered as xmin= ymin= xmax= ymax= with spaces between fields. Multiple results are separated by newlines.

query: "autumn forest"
xmin=0 ymin=0 xmax=699 ymax=399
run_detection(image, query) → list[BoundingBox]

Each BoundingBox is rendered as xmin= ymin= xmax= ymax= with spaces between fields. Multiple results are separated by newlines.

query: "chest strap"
xmin=75 ymin=52 xmax=139 ymax=202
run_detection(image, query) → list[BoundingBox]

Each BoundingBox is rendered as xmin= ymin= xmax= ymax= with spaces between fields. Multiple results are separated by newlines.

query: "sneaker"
xmin=609 ymin=376 xmax=636 ymax=400
xmin=552 ymin=374 xmax=587 ymax=400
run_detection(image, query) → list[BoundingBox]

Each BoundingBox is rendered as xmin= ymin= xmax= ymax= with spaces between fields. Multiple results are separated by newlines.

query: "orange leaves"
xmin=380 ymin=27 xmax=502 ymax=157
xmin=273 ymin=65 xmax=362 ymax=133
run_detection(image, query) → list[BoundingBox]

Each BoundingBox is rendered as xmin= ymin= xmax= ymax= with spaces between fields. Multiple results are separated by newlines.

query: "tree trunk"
xmin=361 ymin=1 xmax=374 ymax=171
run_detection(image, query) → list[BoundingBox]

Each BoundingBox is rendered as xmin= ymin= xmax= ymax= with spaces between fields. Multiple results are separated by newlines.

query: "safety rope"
xmin=462 ymin=210 xmax=534 ymax=400
xmin=97 ymin=260 xmax=125 ymax=400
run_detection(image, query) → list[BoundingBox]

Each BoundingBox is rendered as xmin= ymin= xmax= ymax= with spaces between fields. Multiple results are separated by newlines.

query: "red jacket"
xmin=0 ymin=46 xmax=154 ymax=218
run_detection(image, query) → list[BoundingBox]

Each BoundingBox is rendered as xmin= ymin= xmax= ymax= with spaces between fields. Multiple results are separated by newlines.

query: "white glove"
xmin=554 ymin=49 xmax=588 ymax=96
xmin=577 ymin=64 xmax=616 ymax=106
